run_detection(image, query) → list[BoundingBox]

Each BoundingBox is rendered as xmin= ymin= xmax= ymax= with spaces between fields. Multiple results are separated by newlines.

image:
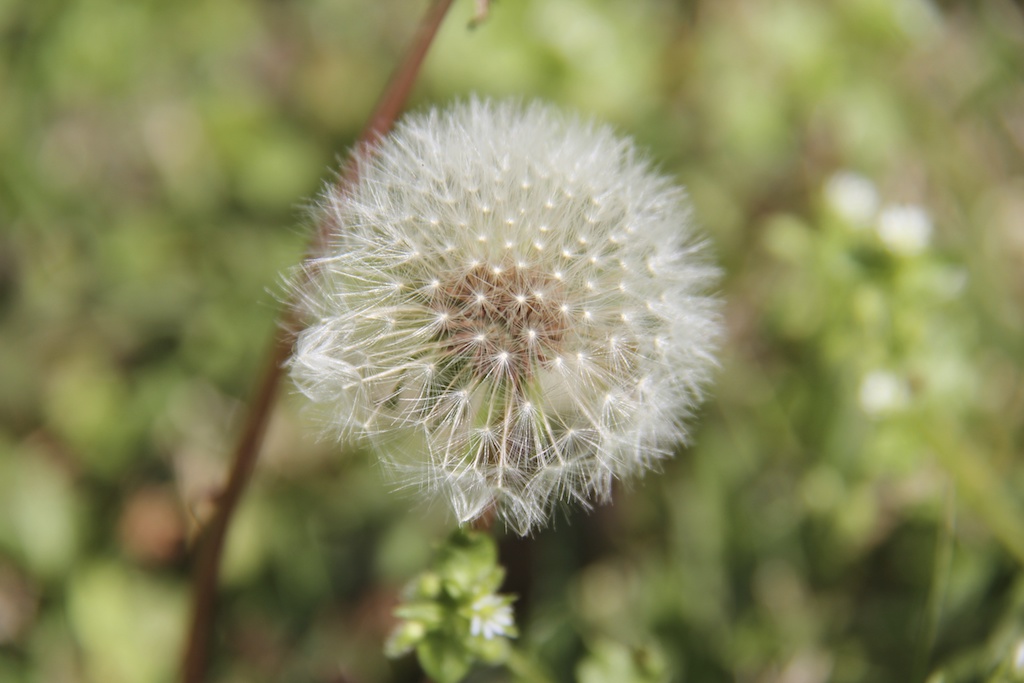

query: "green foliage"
xmin=2 ymin=0 xmax=1023 ymax=682
xmin=576 ymin=639 xmax=669 ymax=683
xmin=386 ymin=530 xmax=517 ymax=683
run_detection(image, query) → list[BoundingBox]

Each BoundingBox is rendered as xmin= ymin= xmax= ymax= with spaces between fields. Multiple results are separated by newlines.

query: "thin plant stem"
xmin=506 ymin=647 xmax=558 ymax=683
xmin=180 ymin=2 xmax=456 ymax=681
xmin=923 ymin=421 xmax=1024 ymax=567
xmin=913 ymin=483 xmax=955 ymax=683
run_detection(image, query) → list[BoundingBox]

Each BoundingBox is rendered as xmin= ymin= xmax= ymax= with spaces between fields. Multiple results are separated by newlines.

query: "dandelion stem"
xmin=180 ymin=2 xmax=456 ymax=681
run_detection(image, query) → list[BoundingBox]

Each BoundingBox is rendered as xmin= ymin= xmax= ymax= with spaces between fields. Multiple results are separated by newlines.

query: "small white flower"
xmin=824 ymin=171 xmax=878 ymax=227
xmin=858 ymin=370 xmax=910 ymax=416
xmin=289 ymin=98 xmax=721 ymax=534
xmin=468 ymin=594 xmax=515 ymax=640
xmin=1014 ymin=638 xmax=1024 ymax=672
xmin=876 ymin=204 xmax=932 ymax=256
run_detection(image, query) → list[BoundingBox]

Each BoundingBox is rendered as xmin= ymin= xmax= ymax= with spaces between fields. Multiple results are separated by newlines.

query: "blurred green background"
xmin=3 ymin=0 xmax=1024 ymax=681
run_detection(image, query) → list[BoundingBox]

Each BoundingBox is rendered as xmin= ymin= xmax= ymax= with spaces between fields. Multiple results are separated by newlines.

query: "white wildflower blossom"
xmin=289 ymin=98 xmax=721 ymax=534
xmin=876 ymin=203 xmax=932 ymax=256
xmin=467 ymin=594 xmax=515 ymax=640
xmin=858 ymin=370 xmax=910 ymax=416
xmin=824 ymin=171 xmax=878 ymax=227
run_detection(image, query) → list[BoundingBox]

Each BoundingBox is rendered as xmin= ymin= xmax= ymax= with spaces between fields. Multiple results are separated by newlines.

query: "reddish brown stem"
xmin=323 ymin=0 xmax=458 ymax=254
xmin=471 ymin=505 xmax=496 ymax=532
xmin=180 ymin=2 xmax=456 ymax=682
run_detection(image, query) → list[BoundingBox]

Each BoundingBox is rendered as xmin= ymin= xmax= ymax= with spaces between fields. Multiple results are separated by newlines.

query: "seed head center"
xmin=430 ymin=260 xmax=567 ymax=382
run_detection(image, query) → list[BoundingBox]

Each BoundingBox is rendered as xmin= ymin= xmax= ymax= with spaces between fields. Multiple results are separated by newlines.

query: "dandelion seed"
xmin=289 ymin=98 xmax=722 ymax=534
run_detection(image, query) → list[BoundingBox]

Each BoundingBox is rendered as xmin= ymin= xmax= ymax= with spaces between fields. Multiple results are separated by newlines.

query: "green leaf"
xmin=411 ymin=571 xmax=443 ymax=600
xmin=417 ymin=635 xmax=473 ymax=683
xmin=577 ymin=639 xmax=669 ymax=683
xmin=437 ymin=530 xmax=500 ymax=600
xmin=467 ymin=633 xmax=512 ymax=664
xmin=394 ymin=601 xmax=445 ymax=628
xmin=384 ymin=621 xmax=427 ymax=658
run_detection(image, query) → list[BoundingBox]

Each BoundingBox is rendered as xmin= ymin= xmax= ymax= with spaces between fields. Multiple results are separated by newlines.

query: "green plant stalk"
xmin=506 ymin=647 xmax=559 ymax=683
xmin=923 ymin=422 xmax=1024 ymax=568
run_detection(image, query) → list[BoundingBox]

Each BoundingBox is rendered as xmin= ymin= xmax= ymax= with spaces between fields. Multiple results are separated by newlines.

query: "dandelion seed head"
xmin=289 ymin=98 xmax=722 ymax=534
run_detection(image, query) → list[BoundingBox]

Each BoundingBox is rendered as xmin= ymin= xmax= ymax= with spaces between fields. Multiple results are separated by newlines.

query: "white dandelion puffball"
xmin=289 ymin=99 xmax=721 ymax=534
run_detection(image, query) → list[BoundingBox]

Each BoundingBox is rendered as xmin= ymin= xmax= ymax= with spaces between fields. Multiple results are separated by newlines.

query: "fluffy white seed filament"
xmin=288 ymin=99 xmax=721 ymax=534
